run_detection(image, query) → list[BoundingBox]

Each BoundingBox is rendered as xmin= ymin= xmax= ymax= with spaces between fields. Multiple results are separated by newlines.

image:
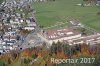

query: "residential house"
xmin=24 ymin=26 xmax=35 ymax=31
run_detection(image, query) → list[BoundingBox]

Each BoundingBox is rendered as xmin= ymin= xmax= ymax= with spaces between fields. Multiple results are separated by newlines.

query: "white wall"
xmin=48 ymin=34 xmax=81 ymax=44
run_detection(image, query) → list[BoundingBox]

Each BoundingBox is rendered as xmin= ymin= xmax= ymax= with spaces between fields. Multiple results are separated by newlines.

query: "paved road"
xmin=18 ymin=31 xmax=43 ymax=50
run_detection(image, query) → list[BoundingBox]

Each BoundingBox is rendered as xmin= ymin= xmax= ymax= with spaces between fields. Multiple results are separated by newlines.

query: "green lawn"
xmin=33 ymin=0 xmax=100 ymax=30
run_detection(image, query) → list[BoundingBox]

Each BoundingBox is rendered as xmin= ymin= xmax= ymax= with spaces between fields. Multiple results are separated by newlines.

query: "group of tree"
xmin=18 ymin=41 xmax=100 ymax=66
xmin=0 ymin=50 xmax=19 ymax=66
xmin=0 ymin=41 xmax=99 ymax=66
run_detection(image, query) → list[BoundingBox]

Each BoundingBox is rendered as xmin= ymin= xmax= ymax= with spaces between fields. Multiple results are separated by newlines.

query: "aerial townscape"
xmin=0 ymin=0 xmax=100 ymax=66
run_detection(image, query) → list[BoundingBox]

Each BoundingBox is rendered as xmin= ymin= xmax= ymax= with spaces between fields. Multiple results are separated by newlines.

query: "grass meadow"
xmin=34 ymin=0 xmax=100 ymax=30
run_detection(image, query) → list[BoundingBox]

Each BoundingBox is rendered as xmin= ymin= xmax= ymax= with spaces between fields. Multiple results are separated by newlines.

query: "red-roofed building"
xmin=64 ymin=34 xmax=100 ymax=45
xmin=45 ymin=28 xmax=81 ymax=44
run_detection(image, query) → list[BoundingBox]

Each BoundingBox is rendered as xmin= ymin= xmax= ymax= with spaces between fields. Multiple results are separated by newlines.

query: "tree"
xmin=50 ymin=42 xmax=56 ymax=54
xmin=92 ymin=57 xmax=100 ymax=66
xmin=32 ymin=54 xmax=37 ymax=59
xmin=83 ymin=0 xmax=96 ymax=4
xmin=0 ymin=60 xmax=5 ymax=66
xmin=0 ymin=0 xmax=3 ymax=4
xmin=8 ymin=58 xmax=12 ymax=64
xmin=24 ymin=58 xmax=31 ymax=64
xmin=81 ymin=28 xmax=87 ymax=35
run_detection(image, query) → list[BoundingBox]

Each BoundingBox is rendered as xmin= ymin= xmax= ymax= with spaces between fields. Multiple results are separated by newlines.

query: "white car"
xmin=1 ymin=42 xmax=6 ymax=45
xmin=0 ymin=49 xmax=3 ymax=53
xmin=6 ymin=41 xmax=14 ymax=45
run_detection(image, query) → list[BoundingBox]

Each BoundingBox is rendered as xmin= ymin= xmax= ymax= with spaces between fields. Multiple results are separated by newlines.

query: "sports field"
xmin=34 ymin=0 xmax=100 ymax=30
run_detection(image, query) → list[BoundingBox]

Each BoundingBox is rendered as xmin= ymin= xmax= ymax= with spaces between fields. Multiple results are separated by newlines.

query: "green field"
xmin=34 ymin=0 xmax=100 ymax=30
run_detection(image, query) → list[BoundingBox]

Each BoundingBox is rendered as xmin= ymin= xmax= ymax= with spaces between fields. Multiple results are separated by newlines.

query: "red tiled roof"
xmin=63 ymin=34 xmax=100 ymax=45
xmin=46 ymin=28 xmax=80 ymax=40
